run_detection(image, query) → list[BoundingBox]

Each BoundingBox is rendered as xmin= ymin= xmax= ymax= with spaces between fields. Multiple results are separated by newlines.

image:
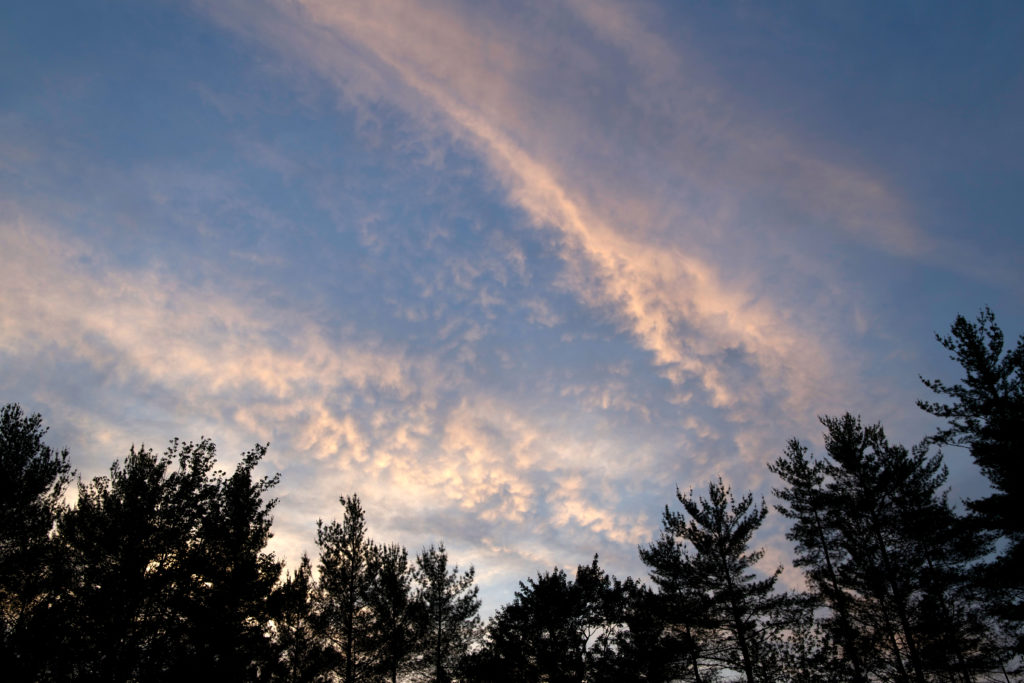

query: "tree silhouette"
xmin=919 ymin=307 xmax=1024 ymax=651
xmin=640 ymin=524 xmax=718 ymax=682
xmin=586 ymin=578 xmax=680 ymax=683
xmin=55 ymin=438 xmax=282 ymax=680
xmin=770 ymin=438 xmax=869 ymax=683
xmin=180 ymin=443 xmax=282 ymax=678
xmin=272 ymin=553 xmax=328 ymax=681
xmin=413 ymin=542 xmax=480 ymax=683
xmin=641 ymin=479 xmax=786 ymax=683
xmin=59 ymin=441 xmax=210 ymax=679
xmin=366 ymin=542 xmax=421 ymax=683
xmin=774 ymin=414 xmax=1004 ymax=682
xmin=474 ymin=556 xmax=622 ymax=683
xmin=314 ymin=494 xmax=377 ymax=682
xmin=0 ymin=403 xmax=73 ymax=679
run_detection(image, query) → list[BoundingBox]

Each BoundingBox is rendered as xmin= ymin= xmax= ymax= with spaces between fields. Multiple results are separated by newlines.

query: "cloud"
xmin=5 ymin=0 xmax=972 ymax=612
xmin=0 ymin=213 xmax=444 ymax=555
xmin=180 ymin=1 xmax=938 ymax=585
xmin=198 ymin=0 xmax=919 ymax=437
xmin=0 ymin=213 xmax=418 ymax=419
xmin=0 ymin=211 xmax=674 ymax=595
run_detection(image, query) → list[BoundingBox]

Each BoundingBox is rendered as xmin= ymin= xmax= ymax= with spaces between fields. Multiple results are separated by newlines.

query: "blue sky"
xmin=2 ymin=0 xmax=1022 ymax=611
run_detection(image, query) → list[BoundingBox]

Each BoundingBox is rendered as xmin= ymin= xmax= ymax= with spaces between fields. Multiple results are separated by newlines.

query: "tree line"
xmin=1 ymin=308 xmax=1020 ymax=682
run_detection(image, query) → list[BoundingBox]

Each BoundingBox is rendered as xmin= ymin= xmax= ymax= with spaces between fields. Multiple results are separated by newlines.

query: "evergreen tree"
xmin=56 ymin=438 xmax=282 ymax=681
xmin=366 ymin=542 xmax=421 ymax=683
xmin=640 ymin=479 xmax=786 ymax=683
xmin=314 ymin=494 xmax=377 ymax=683
xmin=181 ymin=443 xmax=282 ymax=678
xmin=919 ymin=307 xmax=1024 ymax=649
xmin=413 ymin=542 xmax=480 ymax=683
xmin=570 ymin=556 xmax=625 ymax=680
xmin=587 ymin=578 xmax=679 ymax=683
xmin=639 ymin=521 xmax=719 ymax=682
xmin=483 ymin=568 xmax=578 ymax=683
xmin=755 ymin=595 xmax=848 ymax=683
xmin=272 ymin=553 xmax=326 ymax=682
xmin=0 ymin=403 xmax=73 ymax=680
xmin=58 ymin=440 xmax=217 ymax=680
xmin=773 ymin=414 xmax=1004 ymax=682
xmin=769 ymin=439 xmax=869 ymax=683
xmin=475 ymin=556 xmax=622 ymax=683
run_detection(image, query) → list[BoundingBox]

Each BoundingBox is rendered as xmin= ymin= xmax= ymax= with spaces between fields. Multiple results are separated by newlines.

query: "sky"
xmin=2 ymin=0 xmax=1023 ymax=612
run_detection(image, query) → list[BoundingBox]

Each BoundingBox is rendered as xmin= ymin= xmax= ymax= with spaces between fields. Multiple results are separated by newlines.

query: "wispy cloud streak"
xmin=207 ymin=0 xmax=877 ymax=430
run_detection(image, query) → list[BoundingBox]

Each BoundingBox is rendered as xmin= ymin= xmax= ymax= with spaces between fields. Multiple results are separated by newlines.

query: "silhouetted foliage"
xmin=641 ymin=479 xmax=788 ymax=683
xmin=587 ymin=578 xmax=679 ymax=683
xmin=471 ymin=555 xmax=622 ymax=683
xmin=919 ymin=307 xmax=1024 ymax=651
xmin=366 ymin=543 xmax=421 ymax=683
xmin=55 ymin=438 xmax=281 ymax=681
xmin=184 ymin=444 xmax=283 ymax=678
xmin=0 ymin=403 xmax=73 ymax=680
xmin=754 ymin=594 xmax=850 ymax=683
xmin=273 ymin=553 xmax=328 ymax=681
xmin=59 ymin=441 xmax=211 ymax=680
xmin=769 ymin=437 xmax=871 ymax=683
xmin=413 ymin=542 xmax=480 ymax=683
xmin=314 ymin=494 xmax=378 ymax=682
xmin=639 ymin=521 xmax=718 ymax=682
xmin=3 ymin=307 xmax=1019 ymax=683
xmin=773 ymin=414 xmax=1006 ymax=682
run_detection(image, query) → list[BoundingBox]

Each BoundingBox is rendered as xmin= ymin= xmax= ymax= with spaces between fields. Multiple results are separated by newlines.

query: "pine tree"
xmin=919 ymin=307 xmax=1024 ymax=650
xmin=413 ymin=542 xmax=480 ymax=683
xmin=314 ymin=494 xmax=377 ymax=683
xmin=637 ymin=528 xmax=717 ymax=683
xmin=475 ymin=556 xmax=622 ymax=683
xmin=56 ymin=438 xmax=283 ymax=680
xmin=769 ymin=439 xmax=868 ymax=683
xmin=366 ymin=542 xmax=420 ymax=683
xmin=272 ymin=553 xmax=326 ymax=681
xmin=641 ymin=479 xmax=786 ymax=683
xmin=182 ymin=443 xmax=282 ymax=678
xmin=58 ymin=440 xmax=218 ymax=679
xmin=773 ymin=414 xmax=1003 ymax=682
xmin=587 ymin=578 xmax=679 ymax=683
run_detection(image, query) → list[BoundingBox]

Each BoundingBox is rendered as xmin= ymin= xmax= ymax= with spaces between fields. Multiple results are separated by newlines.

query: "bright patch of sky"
xmin=2 ymin=0 xmax=1022 ymax=611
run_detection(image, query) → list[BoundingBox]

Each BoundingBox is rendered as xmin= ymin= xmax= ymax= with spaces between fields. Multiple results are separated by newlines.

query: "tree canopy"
xmin=1 ymin=307 xmax=1020 ymax=681
xmin=919 ymin=307 xmax=1024 ymax=650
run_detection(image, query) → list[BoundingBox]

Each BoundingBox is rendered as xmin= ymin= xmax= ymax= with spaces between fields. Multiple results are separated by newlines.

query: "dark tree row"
xmin=0 ymin=417 xmax=480 ymax=682
xmin=1 ymin=309 xmax=1020 ymax=681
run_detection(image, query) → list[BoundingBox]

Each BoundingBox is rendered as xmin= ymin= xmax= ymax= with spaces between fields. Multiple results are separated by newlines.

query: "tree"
xmin=769 ymin=439 xmax=869 ymax=683
xmin=639 ymin=524 xmax=719 ymax=682
xmin=568 ymin=556 xmax=625 ymax=681
xmin=314 ymin=494 xmax=378 ymax=683
xmin=754 ymin=594 xmax=849 ymax=683
xmin=180 ymin=443 xmax=283 ymax=678
xmin=640 ymin=479 xmax=786 ymax=683
xmin=0 ymin=403 xmax=73 ymax=678
xmin=58 ymin=440 xmax=217 ymax=680
xmin=475 ymin=556 xmax=622 ymax=683
xmin=587 ymin=578 xmax=679 ymax=683
xmin=366 ymin=543 xmax=421 ymax=683
xmin=56 ymin=438 xmax=282 ymax=681
xmin=413 ymin=542 xmax=480 ymax=683
xmin=919 ymin=307 xmax=1024 ymax=646
xmin=773 ymin=414 xmax=1004 ymax=682
xmin=273 ymin=553 xmax=329 ymax=681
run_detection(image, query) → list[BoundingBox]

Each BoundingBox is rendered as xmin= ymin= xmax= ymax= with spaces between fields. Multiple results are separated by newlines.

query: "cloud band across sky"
xmin=2 ymin=0 xmax=1022 ymax=608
